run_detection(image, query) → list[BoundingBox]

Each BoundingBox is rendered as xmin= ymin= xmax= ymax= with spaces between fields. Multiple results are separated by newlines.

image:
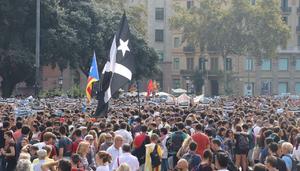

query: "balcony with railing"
xmin=281 ymin=6 xmax=292 ymax=15
xmin=183 ymin=45 xmax=195 ymax=53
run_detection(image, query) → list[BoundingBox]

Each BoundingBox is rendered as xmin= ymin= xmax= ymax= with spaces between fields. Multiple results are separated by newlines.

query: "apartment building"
xmin=237 ymin=0 xmax=300 ymax=96
xmin=169 ymin=0 xmax=300 ymax=96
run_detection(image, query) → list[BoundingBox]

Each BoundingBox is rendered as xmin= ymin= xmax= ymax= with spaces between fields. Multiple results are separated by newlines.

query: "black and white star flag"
xmin=94 ymin=13 xmax=135 ymax=117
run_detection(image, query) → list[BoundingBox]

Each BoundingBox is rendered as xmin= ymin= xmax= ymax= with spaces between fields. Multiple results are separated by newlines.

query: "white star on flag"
xmin=117 ymin=39 xmax=130 ymax=57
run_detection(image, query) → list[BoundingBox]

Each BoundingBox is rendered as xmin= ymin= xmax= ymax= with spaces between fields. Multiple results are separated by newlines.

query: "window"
xmin=211 ymin=58 xmax=219 ymax=71
xmin=282 ymin=16 xmax=288 ymax=24
xmin=199 ymin=58 xmax=206 ymax=71
xmin=261 ymin=58 xmax=271 ymax=71
xmin=245 ymin=58 xmax=254 ymax=71
xmin=187 ymin=58 xmax=194 ymax=70
xmin=187 ymin=0 xmax=194 ymax=9
xmin=278 ymin=82 xmax=288 ymax=94
xmin=157 ymin=51 xmax=164 ymax=62
xmin=281 ymin=0 xmax=288 ymax=8
xmin=155 ymin=29 xmax=164 ymax=42
xmin=173 ymin=79 xmax=180 ymax=88
xmin=298 ymin=35 xmax=300 ymax=47
xmin=261 ymin=81 xmax=272 ymax=95
xmin=174 ymin=37 xmax=180 ymax=48
xmin=225 ymin=58 xmax=232 ymax=71
xmin=173 ymin=58 xmax=180 ymax=70
xmin=296 ymin=59 xmax=300 ymax=70
xmin=155 ymin=8 xmax=164 ymax=20
xmin=278 ymin=58 xmax=288 ymax=71
xmin=296 ymin=83 xmax=300 ymax=94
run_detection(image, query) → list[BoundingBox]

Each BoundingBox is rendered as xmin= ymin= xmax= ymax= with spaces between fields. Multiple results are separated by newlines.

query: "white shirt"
xmin=293 ymin=146 xmax=300 ymax=161
xmin=33 ymin=142 xmax=46 ymax=150
xmin=253 ymin=126 xmax=261 ymax=137
xmin=161 ymin=135 xmax=169 ymax=159
xmin=112 ymin=152 xmax=139 ymax=171
xmin=114 ymin=129 xmax=133 ymax=144
xmin=33 ymin=159 xmax=46 ymax=171
xmin=96 ymin=165 xmax=109 ymax=171
xmin=106 ymin=145 xmax=122 ymax=171
xmin=217 ymin=169 xmax=229 ymax=171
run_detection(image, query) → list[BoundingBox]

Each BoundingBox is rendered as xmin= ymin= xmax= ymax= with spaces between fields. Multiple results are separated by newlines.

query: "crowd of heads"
xmin=0 ymin=96 xmax=300 ymax=171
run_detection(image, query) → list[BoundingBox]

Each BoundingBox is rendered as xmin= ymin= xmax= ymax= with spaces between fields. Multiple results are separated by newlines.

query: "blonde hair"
xmin=98 ymin=133 xmax=107 ymax=145
xmin=89 ymin=130 xmax=98 ymax=140
xmin=116 ymin=163 xmax=131 ymax=171
xmin=19 ymin=152 xmax=31 ymax=160
xmin=76 ymin=141 xmax=90 ymax=156
xmin=282 ymin=142 xmax=293 ymax=154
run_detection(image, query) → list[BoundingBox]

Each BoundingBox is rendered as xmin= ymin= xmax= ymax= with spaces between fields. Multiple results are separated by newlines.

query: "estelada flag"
xmin=86 ymin=52 xmax=100 ymax=103
xmin=147 ymin=79 xmax=153 ymax=97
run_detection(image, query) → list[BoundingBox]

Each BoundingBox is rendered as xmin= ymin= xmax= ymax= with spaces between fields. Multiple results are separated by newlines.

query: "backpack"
xmin=284 ymin=155 xmax=300 ymax=171
xmin=132 ymin=135 xmax=150 ymax=165
xmin=237 ymin=134 xmax=249 ymax=151
xmin=150 ymin=145 xmax=161 ymax=168
xmin=168 ymin=131 xmax=184 ymax=154
xmin=248 ymin=128 xmax=255 ymax=149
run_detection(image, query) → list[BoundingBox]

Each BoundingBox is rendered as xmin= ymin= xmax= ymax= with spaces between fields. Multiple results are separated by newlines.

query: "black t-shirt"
xmin=58 ymin=136 xmax=73 ymax=157
xmin=197 ymin=163 xmax=213 ymax=171
xmin=0 ymin=129 xmax=5 ymax=148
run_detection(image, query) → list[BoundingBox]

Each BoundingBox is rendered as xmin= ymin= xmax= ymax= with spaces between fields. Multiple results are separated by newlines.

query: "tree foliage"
xmin=170 ymin=0 xmax=290 ymax=94
xmin=0 ymin=0 xmax=159 ymax=97
xmin=171 ymin=0 xmax=290 ymax=58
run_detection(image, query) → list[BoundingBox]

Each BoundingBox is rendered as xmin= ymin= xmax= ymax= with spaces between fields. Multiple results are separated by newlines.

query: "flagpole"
xmin=137 ymin=80 xmax=141 ymax=113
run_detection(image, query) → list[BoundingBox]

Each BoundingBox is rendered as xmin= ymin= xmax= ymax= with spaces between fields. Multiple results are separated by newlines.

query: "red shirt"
xmin=71 ymin=168 xmax=84 ymax=171
xmin=13 ymin=130 xmax=21 ymax=141
xmin=50 ymin=144 xmax=57 ymax=158
xmin=72 ymin=139 xmax=82 ymax=153
xmin=191 ymin=132 xmax=210 ymax=157
xmin=133 ymin=133 xmax=147 ymax=148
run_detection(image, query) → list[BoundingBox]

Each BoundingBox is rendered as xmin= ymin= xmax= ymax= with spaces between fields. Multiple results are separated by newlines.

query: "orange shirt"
xmin=191 ymin=132 xmax=210 ymax=157
xmin=13 ymin=130 xmax=22 ymax=141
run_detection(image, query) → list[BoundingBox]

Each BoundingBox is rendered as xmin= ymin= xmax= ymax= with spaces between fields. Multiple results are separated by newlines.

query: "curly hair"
xmin=16 ymin=159 xmax=31 ymax=171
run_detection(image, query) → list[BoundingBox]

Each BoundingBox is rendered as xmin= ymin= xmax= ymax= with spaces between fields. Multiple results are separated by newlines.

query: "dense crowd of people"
xmin=0 ymin=96 xmax=300 ymax=171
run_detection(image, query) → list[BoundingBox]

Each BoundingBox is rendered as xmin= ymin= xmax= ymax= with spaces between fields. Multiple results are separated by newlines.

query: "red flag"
xmin=147 ymin=80 xmax=153 ymax=97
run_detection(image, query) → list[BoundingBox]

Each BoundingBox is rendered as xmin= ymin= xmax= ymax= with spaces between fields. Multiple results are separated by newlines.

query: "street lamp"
xmin=200 ymin=56 xmax=208 ymax=95
xmin=35 ymin=0 xmax=40 ymax=97
xmin=186 ymin=77 xmax=190 ymax=94
xmin=59 ymin=76 xmax=63 ymax=91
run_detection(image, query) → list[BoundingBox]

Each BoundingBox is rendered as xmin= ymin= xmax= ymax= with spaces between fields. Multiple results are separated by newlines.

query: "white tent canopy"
xmin=177 ymin=93 xmax=190 ymax=106
xmin=172 ymin=88 xmax=187 ymax=94
xmin=193 ymin=94 xmax=204 ymax=103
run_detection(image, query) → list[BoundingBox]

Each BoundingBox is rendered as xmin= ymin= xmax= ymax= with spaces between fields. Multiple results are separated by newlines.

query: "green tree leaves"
xmin=0 ymin=0 xmax=159 ymax=97
xmin=170 ymin=0 xmax=290 ymax=58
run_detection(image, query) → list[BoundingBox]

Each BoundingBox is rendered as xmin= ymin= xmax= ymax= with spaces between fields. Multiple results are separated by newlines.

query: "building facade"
xmin=165 ymin=0 xmax=300 ymax=96
xmin=236 ymin=0 xmax=300 ymax=96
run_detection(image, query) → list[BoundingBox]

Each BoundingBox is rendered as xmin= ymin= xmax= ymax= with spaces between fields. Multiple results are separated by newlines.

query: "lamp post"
xmin=35 ymin=0 xmax=40 ymax=98
xmin=186 ymin=77 xmax=190 ymax=94
xmin=59 ymin=76 xmax=63 ymax=91
xmin=247 ymin=57 xmax=251 ymax=96
xmin=200 ymin=56 xmax=208 ymax=95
